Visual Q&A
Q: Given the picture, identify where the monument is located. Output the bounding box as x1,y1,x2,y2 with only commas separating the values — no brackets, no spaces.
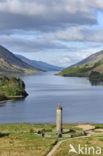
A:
56,104,62,135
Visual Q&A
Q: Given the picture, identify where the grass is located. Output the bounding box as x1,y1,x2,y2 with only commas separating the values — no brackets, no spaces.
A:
53,136,103,156
0,123,102,156
93,130,103,133
93,124,103,129
0,123,58,156
0,123,83,156
62,123,81,130
57,65,91,77
57,60,103,77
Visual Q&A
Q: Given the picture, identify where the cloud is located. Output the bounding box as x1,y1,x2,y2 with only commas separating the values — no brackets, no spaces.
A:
59,57,71,63
0,36,69,52
0,0,103,66
0,0,98,34
0,0,102,16
59,48,101,66
46,26,103,42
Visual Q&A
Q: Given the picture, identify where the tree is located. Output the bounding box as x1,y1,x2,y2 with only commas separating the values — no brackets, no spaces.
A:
89,71,103,81
18,78,25,89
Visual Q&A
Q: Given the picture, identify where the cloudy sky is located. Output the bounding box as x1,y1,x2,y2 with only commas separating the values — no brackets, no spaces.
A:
0,0,103,66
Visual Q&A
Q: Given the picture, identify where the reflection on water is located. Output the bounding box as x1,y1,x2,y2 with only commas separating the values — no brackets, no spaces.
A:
0,72,103,124
89,80,103,86
0,103,6,108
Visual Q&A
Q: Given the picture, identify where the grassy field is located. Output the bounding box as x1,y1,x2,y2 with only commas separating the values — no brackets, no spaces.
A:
53,135,103,156
0,123,58,156
0,123,83,156
0,123,102,156
53,124,103,156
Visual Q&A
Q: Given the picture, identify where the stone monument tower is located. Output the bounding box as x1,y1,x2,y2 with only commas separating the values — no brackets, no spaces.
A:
56,104,62,134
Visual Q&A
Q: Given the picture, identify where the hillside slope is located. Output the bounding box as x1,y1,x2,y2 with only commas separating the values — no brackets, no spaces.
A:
0,46,40,75
16,54,63,71
58,50,103,77
71,50,103,67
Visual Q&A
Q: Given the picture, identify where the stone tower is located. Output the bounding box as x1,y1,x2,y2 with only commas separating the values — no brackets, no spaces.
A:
56,104,62,134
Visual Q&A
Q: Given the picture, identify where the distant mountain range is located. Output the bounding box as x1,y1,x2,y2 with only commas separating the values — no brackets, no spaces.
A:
0,45,40,76
16,55,63,71
0,45,62,76
58,50,103,77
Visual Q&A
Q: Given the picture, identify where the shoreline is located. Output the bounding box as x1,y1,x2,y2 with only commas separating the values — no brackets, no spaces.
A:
0,95,26,104
0,99,14,104
0,122,102,125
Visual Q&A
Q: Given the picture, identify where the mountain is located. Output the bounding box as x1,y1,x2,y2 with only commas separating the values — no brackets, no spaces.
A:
57,50,103,77
0,45,40,76
71,50,103,67
16,54,63,71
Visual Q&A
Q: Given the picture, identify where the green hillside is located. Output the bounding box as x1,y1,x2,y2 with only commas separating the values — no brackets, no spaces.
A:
70,50,103,67
58,60,103,77
57,50,103,79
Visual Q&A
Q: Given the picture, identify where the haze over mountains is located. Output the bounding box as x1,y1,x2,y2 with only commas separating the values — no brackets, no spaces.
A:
2,44,103,77
58,50,103,77
16,55,63,71
0,45,62,76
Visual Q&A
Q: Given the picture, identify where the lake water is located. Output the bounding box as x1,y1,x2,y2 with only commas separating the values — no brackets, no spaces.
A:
0,71,103,124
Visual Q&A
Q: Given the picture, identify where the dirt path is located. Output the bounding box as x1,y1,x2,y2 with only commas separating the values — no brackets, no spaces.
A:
77,124,95,131
47,136,88,156
77,124,103,135
47,124,103,156
47,139,67,156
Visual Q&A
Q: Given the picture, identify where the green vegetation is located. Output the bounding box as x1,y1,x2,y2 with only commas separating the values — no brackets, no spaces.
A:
57,65,91,77
53,136,103,156
33,123,83,137
0,123,80,156
93,124,103,129
89,71,103,82
57,60,103,83
0,123,57,156
0,123,102,156
0,76,28,102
